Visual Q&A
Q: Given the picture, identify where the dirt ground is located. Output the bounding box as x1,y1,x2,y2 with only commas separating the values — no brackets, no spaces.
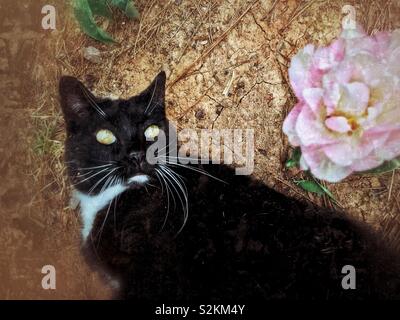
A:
1,0,399,299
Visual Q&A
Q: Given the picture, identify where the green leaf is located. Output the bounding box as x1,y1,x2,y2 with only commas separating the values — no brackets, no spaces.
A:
73,0,116,44
362,158,400,175
110,0,140,19
295,180,325,196
295,179,337,203
317,182,336,201
88,0,113,19
286,147,301,168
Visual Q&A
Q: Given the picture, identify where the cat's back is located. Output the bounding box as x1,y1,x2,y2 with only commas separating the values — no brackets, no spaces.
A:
86,163,400,300
169,164,400,299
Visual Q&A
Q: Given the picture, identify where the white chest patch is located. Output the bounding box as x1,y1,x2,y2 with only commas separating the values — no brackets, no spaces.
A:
128,175,149,184
72,174,150,240
74,184,127,240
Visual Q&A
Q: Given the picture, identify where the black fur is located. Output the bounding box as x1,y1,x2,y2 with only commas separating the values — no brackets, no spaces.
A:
59,72,400,300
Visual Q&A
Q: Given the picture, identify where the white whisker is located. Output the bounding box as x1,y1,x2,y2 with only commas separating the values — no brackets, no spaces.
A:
80,83,107,118
159,165,188,235
95,176,121,247
78,164,114,171
88,167,120,194
155,168,172,231
73,166,114,187
158,155,200,162
144,77,158,114
160,161,227,184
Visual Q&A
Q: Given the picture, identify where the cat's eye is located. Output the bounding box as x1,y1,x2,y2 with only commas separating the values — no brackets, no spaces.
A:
144,125,160,140
96,129,116,145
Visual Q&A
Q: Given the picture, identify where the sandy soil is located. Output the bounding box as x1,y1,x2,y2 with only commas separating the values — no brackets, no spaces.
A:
0,0,399,299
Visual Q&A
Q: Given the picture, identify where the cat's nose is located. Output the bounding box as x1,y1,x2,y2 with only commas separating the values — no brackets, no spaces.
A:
129,151,145,164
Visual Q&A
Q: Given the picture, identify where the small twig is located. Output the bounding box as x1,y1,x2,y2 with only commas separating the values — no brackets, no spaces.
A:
222,70,235,96
388,169,396,201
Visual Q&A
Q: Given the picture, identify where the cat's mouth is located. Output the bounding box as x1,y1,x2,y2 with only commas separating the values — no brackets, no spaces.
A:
127,174,150,189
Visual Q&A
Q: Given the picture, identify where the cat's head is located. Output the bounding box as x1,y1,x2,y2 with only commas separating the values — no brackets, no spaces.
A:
59,72,167,194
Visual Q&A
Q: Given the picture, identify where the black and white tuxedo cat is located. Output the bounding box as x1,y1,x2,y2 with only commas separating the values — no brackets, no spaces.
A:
59,72,400,300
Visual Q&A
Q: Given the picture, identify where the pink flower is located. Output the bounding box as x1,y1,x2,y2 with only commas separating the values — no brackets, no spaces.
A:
283,28,400,182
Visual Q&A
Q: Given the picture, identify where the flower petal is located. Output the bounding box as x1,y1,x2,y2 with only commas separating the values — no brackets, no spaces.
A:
289,44,315,100
285,27,400,183
388,47,400,76
302,147,353,182
283,103,303,146
323,82,341,114
303,88,324,115
295,104,334,146
378,129,400,160
325,116,351,133
323,143,354,166
313,40,345,71
313,47,332,71
355,129,390,159
351,154,384,172
338,82,370,116
341,25,366,40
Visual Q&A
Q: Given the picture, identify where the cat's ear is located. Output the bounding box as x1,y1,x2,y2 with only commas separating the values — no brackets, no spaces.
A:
59,76,94,123
136,71,166,113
